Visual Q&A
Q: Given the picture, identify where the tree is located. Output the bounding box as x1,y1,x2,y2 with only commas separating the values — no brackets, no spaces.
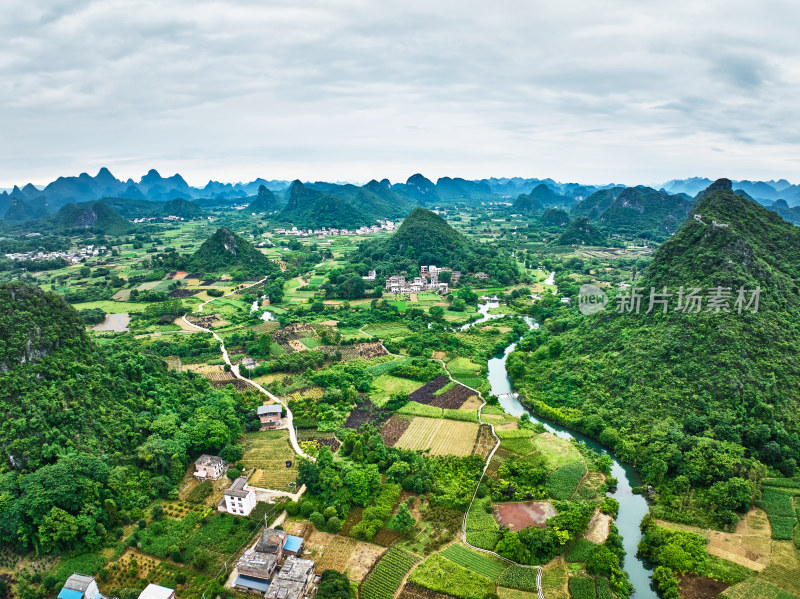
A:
309,511,325,529
388,503,415,534
708,477,751,513
326,517,342,534
317,570,350,599
586,546,618,577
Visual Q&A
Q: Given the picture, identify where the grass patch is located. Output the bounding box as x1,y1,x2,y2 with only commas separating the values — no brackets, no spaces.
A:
565,538,598,563
532,434,582,471
466,497,501,550
372,374,423,406
409,554,495,599
440,544,507,580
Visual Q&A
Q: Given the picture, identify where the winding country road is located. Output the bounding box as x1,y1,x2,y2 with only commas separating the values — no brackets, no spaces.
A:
180,277,312,461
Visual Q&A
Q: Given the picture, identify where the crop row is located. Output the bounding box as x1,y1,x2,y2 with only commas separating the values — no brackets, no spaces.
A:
409,375,451,404
498,564,539,592
440,544,507,580
360,547,420,599
546,461,587,500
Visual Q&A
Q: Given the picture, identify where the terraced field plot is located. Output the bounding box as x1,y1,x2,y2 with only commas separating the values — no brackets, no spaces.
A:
533,433,583,470
371,374,423,405
363,322,413,339
240,430,298,491
395,417,479,456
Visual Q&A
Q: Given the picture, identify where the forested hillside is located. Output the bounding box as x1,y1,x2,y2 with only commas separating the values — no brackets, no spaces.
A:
0,283,258,552
509,180,800,528
188,226,277,278
278,181,372,228
352,207,521,284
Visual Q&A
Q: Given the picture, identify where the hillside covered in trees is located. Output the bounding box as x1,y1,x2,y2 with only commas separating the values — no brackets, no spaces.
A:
188,227,277,279
351,207,522,285
0,283,258,552
508,180,800,528
571,186,693,240
277,181,373,229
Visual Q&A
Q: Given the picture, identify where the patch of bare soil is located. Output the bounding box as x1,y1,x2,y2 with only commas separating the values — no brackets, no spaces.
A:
678,574,730,599
584,508,612,544
494,501,557,530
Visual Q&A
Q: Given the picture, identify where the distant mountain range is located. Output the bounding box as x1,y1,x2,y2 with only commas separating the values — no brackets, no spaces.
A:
4,168,800,232
660,177,800,205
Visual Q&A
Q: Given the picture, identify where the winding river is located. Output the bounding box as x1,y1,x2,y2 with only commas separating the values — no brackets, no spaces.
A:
476,301,656,598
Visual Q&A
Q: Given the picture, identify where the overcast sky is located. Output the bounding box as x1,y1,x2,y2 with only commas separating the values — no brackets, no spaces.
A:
2,0,800,188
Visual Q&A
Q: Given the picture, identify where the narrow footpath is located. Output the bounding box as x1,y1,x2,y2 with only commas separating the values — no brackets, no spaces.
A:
180,277,311,460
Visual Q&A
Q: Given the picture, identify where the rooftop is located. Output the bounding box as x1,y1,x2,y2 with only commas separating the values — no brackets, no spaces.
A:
258,404,282,415
283,535,303,554
255,528,287,553
234,575,271,593
63,574,95,593
137,584,174,599
225,476,251,498
195,454,224,466
236,549,279,579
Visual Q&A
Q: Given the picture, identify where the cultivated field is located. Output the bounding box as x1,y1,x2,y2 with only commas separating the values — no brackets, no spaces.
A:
394,417,479,456
239,430,299,491
655,508,772,571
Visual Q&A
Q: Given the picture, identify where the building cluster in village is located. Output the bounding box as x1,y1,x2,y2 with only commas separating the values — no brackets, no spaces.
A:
4,244,107,264
383,264,470,294
235,528,314,599
58,405,313,599
131,215,187,223
274,220,396,237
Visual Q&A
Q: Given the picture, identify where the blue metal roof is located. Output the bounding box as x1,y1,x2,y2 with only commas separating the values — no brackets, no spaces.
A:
234,575,271,592
284,535,303,553
58,589,84,599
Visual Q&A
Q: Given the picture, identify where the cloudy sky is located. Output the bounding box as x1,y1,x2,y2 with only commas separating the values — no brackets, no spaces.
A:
2,0,799,188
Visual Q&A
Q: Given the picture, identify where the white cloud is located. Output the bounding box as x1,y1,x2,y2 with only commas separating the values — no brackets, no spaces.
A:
1,0,799,187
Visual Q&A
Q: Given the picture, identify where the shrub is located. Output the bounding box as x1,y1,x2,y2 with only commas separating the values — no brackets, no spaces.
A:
310,511,326,529
324,506,338,519
301,500,318,517
138,520,147,529
326,517,343,534
285,500,300,516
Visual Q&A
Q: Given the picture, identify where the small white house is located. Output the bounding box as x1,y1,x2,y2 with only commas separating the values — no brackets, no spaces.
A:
58,574,99,599
194,454,226,481
224,476,257,516
138,584,174,599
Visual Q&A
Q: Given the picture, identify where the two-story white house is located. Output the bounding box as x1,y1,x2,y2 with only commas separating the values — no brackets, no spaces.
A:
224,476,257,516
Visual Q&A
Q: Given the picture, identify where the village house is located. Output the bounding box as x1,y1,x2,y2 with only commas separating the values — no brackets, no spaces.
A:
223,476,257,516
263,556,316,599
58,574,100,599
235,529,287,593
258,404,282,430
384,275,448,295
193,454,226,481
138,585,174,599
362,269,376,281
476,272,490,280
